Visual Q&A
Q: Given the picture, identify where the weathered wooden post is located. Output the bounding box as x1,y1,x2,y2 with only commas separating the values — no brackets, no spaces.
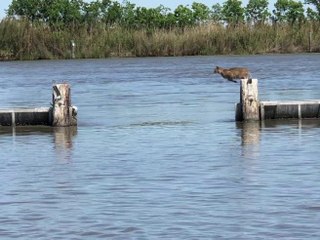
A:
52,84,77,127
309,31,312,53
237,79,260,121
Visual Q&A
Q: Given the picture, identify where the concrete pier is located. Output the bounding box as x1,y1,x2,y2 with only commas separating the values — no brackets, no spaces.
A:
236,79,320,121
0,107,50,126
260,100,320,120
0,84,77,127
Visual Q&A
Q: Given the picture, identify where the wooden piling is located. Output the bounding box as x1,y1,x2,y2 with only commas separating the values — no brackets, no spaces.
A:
71,40,76,59
238,79,260,121
52,84,77,127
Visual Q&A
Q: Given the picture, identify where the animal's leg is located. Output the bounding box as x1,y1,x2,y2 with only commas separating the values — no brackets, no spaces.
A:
228,78,237,83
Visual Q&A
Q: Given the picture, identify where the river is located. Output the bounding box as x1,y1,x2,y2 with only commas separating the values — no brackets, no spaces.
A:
0,54,320,239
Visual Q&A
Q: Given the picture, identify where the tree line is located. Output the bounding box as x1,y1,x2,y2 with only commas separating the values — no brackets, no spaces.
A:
6,0,320,29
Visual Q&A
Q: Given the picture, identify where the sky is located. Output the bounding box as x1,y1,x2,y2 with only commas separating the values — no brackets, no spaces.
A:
0,0,278,19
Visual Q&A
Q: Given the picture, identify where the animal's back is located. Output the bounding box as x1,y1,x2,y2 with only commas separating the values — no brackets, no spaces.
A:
213,66,251,82
229,67,250,79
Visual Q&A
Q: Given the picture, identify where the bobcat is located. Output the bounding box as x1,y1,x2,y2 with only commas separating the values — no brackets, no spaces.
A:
214,66,251,83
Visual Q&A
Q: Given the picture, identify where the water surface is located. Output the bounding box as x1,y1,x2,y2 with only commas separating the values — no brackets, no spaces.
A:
1,54,320,239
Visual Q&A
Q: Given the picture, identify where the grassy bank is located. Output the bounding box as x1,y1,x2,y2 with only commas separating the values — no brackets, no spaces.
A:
0,19,319,60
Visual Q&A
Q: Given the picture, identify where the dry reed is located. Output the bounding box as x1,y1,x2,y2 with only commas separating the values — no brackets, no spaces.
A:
0,18,319,60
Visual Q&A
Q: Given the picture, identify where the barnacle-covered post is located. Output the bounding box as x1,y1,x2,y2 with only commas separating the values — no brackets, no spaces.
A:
52,84,77,127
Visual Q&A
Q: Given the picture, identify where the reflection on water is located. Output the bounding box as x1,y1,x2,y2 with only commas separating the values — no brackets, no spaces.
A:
238,119,320,159
0,126,77,161
237,121,261,159
237,121,261,146
238,119,320,144
261,118,320,129
53,127,77,162
52,127,77,149
0,126,54,136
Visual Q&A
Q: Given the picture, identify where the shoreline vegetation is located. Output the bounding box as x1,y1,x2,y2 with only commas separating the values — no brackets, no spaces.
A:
0,0,320,61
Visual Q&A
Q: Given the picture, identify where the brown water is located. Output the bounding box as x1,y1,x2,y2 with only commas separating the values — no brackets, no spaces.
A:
0,54,320,239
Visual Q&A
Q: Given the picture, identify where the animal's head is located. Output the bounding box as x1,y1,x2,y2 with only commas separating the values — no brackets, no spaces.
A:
213,66,222,74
